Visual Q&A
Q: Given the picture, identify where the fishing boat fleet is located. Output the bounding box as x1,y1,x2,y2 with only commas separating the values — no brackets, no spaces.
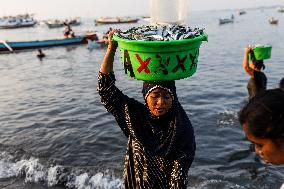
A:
0,14,143,53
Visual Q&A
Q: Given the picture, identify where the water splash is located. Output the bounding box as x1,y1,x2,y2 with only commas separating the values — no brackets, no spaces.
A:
0,151,122,188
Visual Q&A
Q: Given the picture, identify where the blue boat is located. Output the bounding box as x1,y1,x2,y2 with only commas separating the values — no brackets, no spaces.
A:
0,36,86,53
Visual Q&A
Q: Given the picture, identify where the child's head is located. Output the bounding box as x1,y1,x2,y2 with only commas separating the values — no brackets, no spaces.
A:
239,89,284,165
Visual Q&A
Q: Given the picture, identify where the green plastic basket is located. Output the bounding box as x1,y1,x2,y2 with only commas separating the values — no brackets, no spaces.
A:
252,45,272,60
113,33,208,81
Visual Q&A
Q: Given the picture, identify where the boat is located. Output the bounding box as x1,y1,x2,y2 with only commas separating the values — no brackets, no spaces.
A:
238,10,246,15
277,7,284,13
45,19,64,28
219,18,234,25
0,37,84,52
269,17,278,25
95,17,139,25
0,14,37,29
0,32,105,53
67,18,81,26
45,18,81,28
141,16,150,22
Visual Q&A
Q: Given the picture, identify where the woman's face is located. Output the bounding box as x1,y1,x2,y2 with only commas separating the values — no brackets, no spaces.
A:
243,123,284,165
146,88,173,117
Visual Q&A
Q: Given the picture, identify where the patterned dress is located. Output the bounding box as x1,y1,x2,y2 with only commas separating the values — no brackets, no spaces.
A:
97,72,195,189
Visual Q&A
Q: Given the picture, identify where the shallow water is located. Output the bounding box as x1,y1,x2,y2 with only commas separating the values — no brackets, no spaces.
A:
0,8,284,189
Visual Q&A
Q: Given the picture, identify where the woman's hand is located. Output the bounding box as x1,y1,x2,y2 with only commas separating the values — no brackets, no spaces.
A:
100,29,120,74
245,46,252,55
107,29,119,51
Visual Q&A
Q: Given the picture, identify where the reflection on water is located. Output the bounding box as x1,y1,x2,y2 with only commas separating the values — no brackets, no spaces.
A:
0,8,284,189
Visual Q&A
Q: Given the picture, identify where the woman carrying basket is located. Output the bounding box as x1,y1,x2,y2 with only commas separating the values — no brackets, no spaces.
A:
97,30,196,188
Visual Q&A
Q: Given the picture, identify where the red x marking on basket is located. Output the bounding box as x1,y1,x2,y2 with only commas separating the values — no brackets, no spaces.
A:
136,54,151,74
172,55,187,73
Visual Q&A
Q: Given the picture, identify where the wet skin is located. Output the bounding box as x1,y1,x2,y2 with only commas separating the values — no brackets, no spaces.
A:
146,88,173,117
242,123,284,165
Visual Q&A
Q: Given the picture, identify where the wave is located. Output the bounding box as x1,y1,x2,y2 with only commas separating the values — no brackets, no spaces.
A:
0,151,122,189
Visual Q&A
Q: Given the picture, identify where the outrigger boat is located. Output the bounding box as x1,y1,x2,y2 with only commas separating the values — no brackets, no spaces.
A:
0,33,103,53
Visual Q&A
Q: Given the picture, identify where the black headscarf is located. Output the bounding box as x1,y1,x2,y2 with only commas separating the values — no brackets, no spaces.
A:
131,81,196,160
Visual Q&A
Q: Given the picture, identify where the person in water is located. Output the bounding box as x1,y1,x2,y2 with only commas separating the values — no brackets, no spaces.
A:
239,88,284,165
243,47,267,98
97,30,196,188
63,24,75,38
37,49,45,60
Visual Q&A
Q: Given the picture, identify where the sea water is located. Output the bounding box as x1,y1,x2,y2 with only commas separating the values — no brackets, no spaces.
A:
0,8,284,189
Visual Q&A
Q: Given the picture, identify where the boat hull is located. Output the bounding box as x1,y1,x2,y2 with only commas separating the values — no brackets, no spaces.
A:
95,19,139,25
0,37,85,52
0,22,36,29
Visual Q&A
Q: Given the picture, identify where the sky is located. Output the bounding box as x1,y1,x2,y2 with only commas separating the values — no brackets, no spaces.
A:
0,0,283,19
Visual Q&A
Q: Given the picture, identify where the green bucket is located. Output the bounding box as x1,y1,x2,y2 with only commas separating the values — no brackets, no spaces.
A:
252,45,272,61
113,33,208,81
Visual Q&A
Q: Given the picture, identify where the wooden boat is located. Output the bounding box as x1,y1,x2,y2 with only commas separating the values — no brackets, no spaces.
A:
45,18,81,28
269,17,278,25
0,32,106,53
0,37,85,53
95,17,139,25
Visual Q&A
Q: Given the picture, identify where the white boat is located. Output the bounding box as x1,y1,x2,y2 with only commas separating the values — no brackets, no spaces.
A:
0,14,36,29
95,17,139,25
45,19,64,28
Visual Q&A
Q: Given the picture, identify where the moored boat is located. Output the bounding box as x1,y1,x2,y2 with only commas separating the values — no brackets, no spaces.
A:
95,17,139,25
0,14,37,29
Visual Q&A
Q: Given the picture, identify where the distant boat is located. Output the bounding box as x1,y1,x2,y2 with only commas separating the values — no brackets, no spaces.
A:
45,19,64,28
141,16,150,22
277,7,284,13
95,17,139,25
269,17,278,25
219,18,234,25
0,14,37,29
45,18,81,28
238,10,246,15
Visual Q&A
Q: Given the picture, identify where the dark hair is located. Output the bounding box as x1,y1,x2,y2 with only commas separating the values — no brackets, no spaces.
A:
280,78,284,89
250,51,265,70
239,89,284,141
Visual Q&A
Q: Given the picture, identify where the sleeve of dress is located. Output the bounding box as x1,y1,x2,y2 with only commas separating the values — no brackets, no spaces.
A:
97,72,130,136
